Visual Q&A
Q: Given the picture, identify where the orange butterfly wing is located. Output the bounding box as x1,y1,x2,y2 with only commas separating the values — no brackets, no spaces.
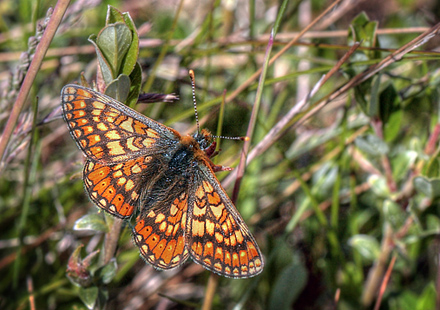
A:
187,164,264,278
61,84,180,164
61,85,179,218
83,156,155,218
132,190,190,269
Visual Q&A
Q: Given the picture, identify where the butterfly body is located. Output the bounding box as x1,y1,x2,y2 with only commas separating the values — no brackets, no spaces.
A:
61,84,263,278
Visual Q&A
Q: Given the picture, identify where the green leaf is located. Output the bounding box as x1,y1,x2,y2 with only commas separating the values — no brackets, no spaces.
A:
348,12,378,49
413,176,440,200
424,157,440,178
426,215,440,235
379,83,399,122
368,175,390,198
416,283,436,310
89,34,114,85
392,150,417,182
79,286,99,310
383,199,405,229
396,291,418,310
383,109,402,142
74,214,108,233
106,5,125,24
268,263,308,310
126,62,143,107
368,74,381,117
121,12,139,76
346,12,379,113
96,258,118,284
353,78,372,114
105,74,131,102
96,23,132,78
349,235,380,262
355,134,389,156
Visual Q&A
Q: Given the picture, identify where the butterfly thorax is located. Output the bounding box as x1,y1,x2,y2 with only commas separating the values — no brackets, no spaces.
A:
176,129,216,173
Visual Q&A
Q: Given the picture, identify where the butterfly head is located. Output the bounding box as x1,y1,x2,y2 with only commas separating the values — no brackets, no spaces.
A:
193,128,214,150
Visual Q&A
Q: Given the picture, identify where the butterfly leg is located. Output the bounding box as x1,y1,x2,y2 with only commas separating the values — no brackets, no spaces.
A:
211,164,233,172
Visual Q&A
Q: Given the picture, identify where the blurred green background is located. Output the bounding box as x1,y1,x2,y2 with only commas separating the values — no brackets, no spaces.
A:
2,0,440,309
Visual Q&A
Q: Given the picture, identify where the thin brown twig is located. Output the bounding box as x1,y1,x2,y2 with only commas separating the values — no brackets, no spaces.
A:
334,288,341,310
201,274,220,310
103,218,123,265
27,276,35,310
424,123,440,155
362,224,394,306
373,254,397,310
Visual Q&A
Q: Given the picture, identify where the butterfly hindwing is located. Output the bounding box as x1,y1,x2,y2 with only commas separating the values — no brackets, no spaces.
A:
132,189,190,270
83,155,160,219
186,165,264,278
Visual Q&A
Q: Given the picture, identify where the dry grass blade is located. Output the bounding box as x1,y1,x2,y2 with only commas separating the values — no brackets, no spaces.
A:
0,1,70,171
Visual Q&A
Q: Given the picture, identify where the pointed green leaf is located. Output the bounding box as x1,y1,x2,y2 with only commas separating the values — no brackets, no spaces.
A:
379,83,399,122
106,5,125,24
425,157,440,178
368,175,390,198
383,108,402,142
74,214,108,233
368,74,381,117
126,62,142,107
79,286,99,310
348,12,378,49
416,283,436,310
95,258,118,284
383,199,405,229
392,150,417,181
105,74,131,103
120,12,139,76
96,23,132,78
355,134,389,156
349,235,380,262
89,34,114,84
413,176,440,200
414,176,433,198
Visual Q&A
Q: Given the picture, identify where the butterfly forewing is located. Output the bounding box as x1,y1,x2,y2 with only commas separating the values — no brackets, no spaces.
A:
187,166,264,278
61,85,179,164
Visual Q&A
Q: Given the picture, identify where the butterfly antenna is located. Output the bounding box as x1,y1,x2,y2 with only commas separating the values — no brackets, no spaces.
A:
189,70,200,133
212,135,250,141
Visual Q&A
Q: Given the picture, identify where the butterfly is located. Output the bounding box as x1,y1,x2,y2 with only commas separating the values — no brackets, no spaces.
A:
60,83,264,278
